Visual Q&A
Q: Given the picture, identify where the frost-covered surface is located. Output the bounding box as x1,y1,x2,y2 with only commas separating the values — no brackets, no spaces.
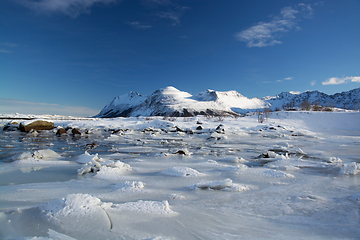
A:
0,111,359,239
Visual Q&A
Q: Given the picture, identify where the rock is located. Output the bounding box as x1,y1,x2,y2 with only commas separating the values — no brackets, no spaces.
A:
3,121,19,131
56,128,67,136
174,150,187,155
215,124,225,133
175,126,185,132
72,128,81,136
85,143,98,150
19,120,54,132
196,126,203,130
112,129,122,134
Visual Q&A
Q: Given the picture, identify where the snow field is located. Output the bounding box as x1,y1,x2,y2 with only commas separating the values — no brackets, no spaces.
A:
0,111,359,239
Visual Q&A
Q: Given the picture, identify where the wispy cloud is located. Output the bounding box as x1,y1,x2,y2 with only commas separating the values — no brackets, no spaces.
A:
16,0,121,18
127,21,152,29
0,98,99,117
0,42,18,53
142,0,172,6
264,77,293,84
0,49,12,54
311,80,316,86
156,5,189,26
235,3,313,47
322,76,360,85
1,42,18,48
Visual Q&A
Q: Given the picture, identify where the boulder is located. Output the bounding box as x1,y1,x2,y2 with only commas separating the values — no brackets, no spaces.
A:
56,128,67,136
19,120,54,132
72,128,81,136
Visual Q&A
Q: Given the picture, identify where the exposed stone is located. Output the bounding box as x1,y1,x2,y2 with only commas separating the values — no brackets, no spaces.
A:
174,150,186,155
19,120,54,132
72,128,81,136
196,126,203,130
56,128,67,136
85,142,98,150
215,124,225,133
3,122,19,131
112,129,122,134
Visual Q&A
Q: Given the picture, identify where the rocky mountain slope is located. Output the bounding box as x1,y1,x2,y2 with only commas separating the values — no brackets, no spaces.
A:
95,87,360,118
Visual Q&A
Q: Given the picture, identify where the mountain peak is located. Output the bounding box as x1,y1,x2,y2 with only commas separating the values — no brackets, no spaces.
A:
95,87,360,117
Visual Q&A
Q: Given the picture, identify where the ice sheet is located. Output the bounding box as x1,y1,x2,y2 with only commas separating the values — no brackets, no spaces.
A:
0,112,359,239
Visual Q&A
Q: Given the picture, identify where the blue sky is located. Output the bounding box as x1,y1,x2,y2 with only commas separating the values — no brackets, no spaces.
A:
1,0,359,117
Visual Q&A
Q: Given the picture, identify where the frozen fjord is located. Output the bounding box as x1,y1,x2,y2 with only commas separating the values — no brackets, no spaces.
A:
0,111,359,239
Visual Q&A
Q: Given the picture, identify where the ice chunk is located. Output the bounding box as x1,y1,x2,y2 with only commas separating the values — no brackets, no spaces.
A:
168,193,186,200
339,162,360,175
39,194,112,231
160,166,204,177
260,169,295,179
94,164,132,181
113,181,145,192
108,200,177,216
219,164,248,172
48,229,77,240
15,149,61,161
76,151,104,164
327,157,343,163
78,154,131,176
189,178,252,192
218,156,248,163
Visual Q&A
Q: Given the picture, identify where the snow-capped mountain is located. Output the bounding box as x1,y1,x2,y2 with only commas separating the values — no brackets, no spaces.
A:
95,87,360,117
265,88,360,110
95,92,147,118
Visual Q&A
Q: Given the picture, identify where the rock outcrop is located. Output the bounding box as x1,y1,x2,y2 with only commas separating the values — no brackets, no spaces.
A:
19,120,55,132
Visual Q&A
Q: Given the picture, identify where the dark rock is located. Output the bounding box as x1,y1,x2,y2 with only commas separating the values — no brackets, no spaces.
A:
3,122,19,131
85,142,98,150
112,129,122,134
196,126,203,130
72,128,81,136
215,124,225,133
174,150,186,155
56,128,67,136
196,121,202,125
19,120,54,132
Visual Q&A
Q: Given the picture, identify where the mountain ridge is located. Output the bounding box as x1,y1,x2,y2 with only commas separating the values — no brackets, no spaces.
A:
95,87,360,118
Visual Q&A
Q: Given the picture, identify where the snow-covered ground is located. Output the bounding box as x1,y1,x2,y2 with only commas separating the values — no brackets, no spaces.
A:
0,111,359,239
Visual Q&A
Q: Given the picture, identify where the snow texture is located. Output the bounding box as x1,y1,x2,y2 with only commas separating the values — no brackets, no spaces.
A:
1,111,359,240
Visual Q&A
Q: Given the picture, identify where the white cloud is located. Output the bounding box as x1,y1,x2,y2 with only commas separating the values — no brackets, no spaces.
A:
127,21,152,29
155,5,189,26
0,98,98,117
235,3,314,47
274,77,293,83
311,80,316,86
17,0,120,18
322,76,360,85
